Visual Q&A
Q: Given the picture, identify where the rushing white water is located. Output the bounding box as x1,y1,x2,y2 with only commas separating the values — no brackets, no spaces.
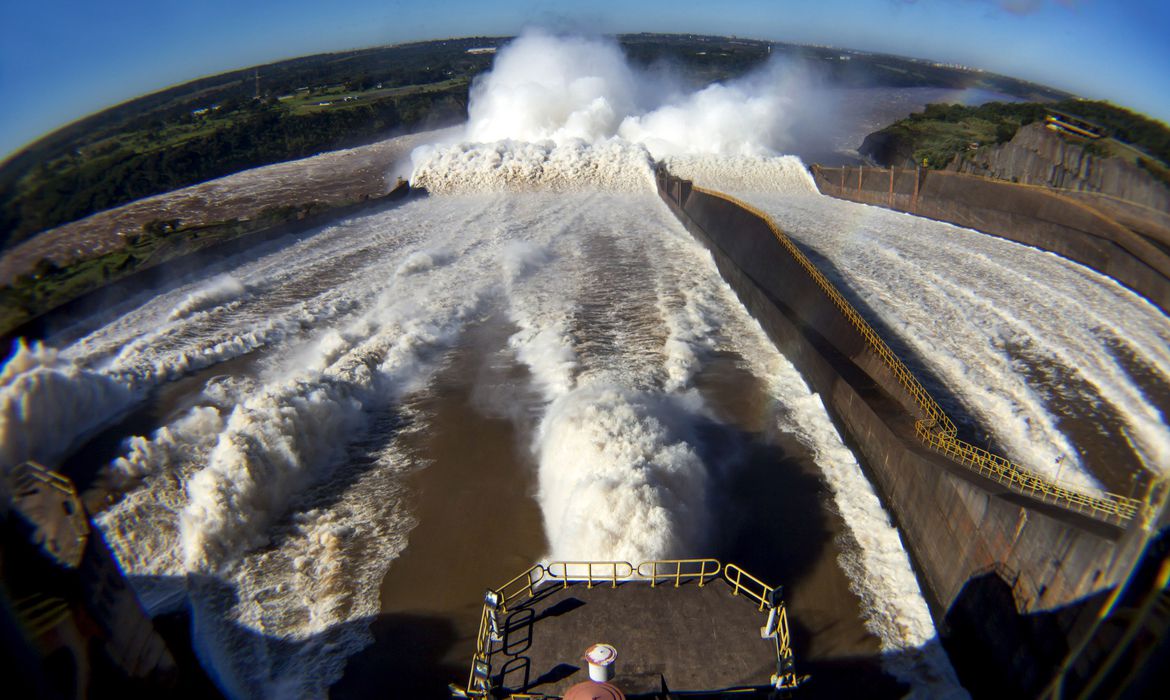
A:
735,188,1170,488
411,138,656,194
0,338,135,470
663,154,819,194
0,178,952,698
0,31,982,700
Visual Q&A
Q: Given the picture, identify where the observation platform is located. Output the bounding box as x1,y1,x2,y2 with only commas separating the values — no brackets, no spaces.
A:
457,560,800,699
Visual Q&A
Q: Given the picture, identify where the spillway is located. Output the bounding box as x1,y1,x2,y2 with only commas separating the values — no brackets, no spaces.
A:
665,158,1170,497
7,29,1167,698
6,144,1167,698
1,171,969,698
738,190,1170,494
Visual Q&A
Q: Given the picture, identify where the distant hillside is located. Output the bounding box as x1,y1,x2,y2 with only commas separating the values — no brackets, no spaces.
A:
859,100,1170,175
0,37,506,249
0,33,1071,249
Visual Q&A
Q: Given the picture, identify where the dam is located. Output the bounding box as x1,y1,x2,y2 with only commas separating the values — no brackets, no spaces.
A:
4,32,1169,700
4,149,1167,699
653,164,1169,698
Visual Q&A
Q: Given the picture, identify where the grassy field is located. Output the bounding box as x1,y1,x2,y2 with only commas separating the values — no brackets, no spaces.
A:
281,77,472,116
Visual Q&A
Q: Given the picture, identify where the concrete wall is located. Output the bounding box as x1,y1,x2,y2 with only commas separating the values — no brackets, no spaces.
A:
951,122,1170,213
811,165,1170,316
655,169,1150,696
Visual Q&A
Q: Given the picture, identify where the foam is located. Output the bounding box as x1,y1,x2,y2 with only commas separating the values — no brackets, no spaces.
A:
180,284,481,573
662,154,818,194
0,338,135,471
410,138,656,194
394,250,439,277
167,274,248,321
180,373,369,572
535,384,709,562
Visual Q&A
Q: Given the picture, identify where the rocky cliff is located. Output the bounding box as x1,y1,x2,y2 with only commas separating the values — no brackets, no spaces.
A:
949,122,1170,211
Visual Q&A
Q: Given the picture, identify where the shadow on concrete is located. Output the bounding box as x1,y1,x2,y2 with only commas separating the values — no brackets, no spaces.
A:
943,530,1169,700
114,573,466,700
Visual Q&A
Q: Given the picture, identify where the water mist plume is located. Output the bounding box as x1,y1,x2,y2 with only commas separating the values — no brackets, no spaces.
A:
410,30,831,193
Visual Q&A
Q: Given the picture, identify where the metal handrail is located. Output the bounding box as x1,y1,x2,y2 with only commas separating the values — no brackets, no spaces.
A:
691,185,1142,524
497,564,546,612
636,558,722,588
465,604,493,696
546,561,634,589
723,563,775,612
460,559,800,698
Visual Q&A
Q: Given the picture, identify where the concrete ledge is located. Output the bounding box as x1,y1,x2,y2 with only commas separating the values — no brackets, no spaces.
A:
655,168,1149,696
811,165,1170,315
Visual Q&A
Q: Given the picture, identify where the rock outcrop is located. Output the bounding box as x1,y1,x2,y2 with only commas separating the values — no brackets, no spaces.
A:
950,122,1170,211
858,129,917,169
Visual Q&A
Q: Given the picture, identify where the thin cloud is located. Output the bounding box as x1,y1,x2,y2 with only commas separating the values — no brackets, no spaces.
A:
890,0,1082,15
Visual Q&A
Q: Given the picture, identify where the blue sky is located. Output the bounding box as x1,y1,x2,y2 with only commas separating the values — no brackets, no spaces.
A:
1,0,1167,160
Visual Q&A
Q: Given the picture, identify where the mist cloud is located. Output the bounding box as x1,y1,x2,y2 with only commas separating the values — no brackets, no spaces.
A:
460,29,828,159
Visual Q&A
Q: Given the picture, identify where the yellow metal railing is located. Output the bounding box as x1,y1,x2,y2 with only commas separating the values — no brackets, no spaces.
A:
459,559,800,697
497,564,545,613
721,563,800,689
464,565,545,696
546,561,634,589
691,185,1142,524
636,558,722,587
466,603,494,696
723,563,776,611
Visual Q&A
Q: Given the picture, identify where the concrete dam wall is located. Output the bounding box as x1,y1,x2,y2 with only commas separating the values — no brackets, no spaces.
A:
654,169,1159,696
809,165,1170,316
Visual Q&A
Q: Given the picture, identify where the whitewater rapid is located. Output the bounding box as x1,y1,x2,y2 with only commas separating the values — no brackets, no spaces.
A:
711,187,1170,493
9,26,1165,700
0,149,962,698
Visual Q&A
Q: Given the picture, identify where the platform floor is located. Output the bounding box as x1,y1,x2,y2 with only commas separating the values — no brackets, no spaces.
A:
489,578,779,697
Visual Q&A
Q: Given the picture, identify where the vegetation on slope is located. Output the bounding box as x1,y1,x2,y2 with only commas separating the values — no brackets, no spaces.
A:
861,100,1170,172
0,38,501,248
0,198,386,337
1,34,1073,250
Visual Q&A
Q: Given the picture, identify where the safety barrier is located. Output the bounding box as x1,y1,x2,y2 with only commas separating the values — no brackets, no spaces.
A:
689,185,1143,525
546,561,635,589
466,602,494,696
458,559,799,698
497,564,545,612
723,563,777,612
636,558,722,587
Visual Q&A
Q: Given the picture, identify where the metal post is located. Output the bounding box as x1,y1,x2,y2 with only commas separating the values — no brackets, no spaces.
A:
912,166,920,213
